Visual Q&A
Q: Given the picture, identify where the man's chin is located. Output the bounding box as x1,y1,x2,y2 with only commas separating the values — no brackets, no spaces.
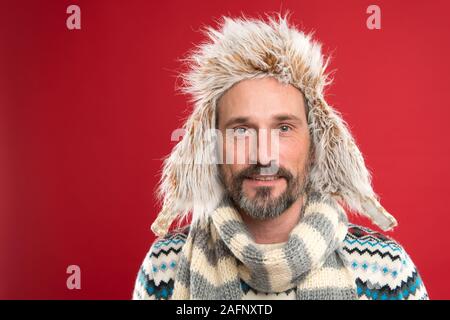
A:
243,187,285,198
239,202,285,221
242,196,281,210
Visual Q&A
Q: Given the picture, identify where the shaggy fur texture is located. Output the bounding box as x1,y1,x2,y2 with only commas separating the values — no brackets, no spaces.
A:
151,13,397,237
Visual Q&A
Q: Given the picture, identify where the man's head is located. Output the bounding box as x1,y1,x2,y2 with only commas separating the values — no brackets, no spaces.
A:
217,77,312,220
150,13,397,237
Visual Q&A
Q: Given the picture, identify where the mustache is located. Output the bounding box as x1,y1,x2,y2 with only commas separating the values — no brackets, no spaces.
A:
234,164,294,181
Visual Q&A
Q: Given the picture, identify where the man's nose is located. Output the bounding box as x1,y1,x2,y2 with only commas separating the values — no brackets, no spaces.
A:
256,129,279,169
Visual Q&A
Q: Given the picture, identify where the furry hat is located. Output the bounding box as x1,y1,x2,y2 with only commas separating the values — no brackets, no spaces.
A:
151,13,397,237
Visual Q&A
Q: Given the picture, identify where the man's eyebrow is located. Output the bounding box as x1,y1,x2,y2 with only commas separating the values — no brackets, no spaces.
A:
224,116,250,128
273,113,303,123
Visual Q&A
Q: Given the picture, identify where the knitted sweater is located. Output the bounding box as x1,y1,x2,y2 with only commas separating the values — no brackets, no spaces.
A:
132,224,428,300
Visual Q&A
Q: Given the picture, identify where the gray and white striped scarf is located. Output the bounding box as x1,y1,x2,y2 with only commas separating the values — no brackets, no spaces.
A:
172,192,357,300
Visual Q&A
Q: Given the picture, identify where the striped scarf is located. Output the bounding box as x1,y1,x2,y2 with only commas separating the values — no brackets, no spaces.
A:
172,192,357,300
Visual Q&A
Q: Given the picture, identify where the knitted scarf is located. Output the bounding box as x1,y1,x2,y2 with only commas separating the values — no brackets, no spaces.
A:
172,192,357,300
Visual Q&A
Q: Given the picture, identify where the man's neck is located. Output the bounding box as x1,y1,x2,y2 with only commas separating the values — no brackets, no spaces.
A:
239,195,305,244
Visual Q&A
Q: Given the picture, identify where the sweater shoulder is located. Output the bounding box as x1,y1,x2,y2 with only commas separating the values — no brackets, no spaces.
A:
341,223,428,300
132,226,189,300
344,223,401,251
152,225,190,250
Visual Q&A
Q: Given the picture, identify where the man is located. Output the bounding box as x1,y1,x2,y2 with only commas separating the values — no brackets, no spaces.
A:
133,13,428,300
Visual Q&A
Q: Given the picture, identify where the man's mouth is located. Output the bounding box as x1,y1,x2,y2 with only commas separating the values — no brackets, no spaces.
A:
246,175,281,181
241,173,287,189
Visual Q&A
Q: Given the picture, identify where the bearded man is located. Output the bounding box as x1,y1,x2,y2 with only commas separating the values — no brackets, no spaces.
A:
132,13,428,300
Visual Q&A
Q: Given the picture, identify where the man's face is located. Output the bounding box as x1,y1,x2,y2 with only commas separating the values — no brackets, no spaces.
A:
217,77,312,220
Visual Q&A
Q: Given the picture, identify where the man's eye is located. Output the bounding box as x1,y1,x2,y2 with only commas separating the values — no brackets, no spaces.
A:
279,125,291,133
234,127,248,135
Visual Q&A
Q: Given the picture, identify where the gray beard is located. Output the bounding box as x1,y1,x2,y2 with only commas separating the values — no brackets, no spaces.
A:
227,174,308,220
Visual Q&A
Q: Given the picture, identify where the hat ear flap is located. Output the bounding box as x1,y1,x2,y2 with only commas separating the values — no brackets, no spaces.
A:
307,97,397,231
151,106,224,237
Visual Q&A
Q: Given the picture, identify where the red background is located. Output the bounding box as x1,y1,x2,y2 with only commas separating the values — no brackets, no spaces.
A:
1,0,449,299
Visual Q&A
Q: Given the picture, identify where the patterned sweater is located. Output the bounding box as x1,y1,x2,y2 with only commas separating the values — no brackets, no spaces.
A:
132,224,428,300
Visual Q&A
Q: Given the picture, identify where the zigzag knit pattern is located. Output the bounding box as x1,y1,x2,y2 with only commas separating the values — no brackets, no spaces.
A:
341,225,428,300
132,224,428,300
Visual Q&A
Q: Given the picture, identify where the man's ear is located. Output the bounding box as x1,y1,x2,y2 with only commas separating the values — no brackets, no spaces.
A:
311,141,315,160
307,132,316,166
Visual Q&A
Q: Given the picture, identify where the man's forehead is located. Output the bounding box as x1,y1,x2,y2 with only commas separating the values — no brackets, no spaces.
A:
217,78,306,120
219,78,303,104
218,98,307,127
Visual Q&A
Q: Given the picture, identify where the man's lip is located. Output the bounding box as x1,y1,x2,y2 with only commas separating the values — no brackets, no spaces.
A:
245,175,282,180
